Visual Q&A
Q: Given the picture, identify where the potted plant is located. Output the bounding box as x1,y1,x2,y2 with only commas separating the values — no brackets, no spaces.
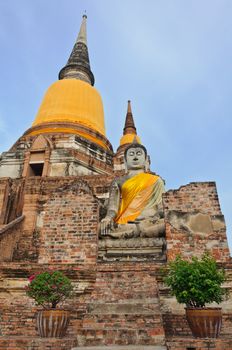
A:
25,271,74,337
164,253,227,338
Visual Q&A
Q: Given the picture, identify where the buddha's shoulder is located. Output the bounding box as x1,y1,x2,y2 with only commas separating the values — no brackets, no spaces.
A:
112,175,130,188
149,172,165,186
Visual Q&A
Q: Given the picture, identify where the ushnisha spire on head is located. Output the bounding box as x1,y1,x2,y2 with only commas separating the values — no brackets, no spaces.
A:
59,14,95,85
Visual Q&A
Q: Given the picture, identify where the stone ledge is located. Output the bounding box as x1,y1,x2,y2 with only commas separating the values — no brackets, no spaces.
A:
166,336,232,350
0,336,77,350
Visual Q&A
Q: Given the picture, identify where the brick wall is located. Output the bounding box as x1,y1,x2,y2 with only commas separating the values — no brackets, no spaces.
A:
163,182,230,262
163,182,222,215
0,176,113,262
38,180,99,265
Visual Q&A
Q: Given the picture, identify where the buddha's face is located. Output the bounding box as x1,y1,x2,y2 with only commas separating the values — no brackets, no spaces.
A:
126,147,146,170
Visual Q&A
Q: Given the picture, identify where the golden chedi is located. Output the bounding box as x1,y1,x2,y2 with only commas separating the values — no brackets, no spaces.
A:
26,15,110,151
31,79,106,144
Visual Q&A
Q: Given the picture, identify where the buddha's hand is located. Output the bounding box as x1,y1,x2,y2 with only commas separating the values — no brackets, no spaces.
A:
100,216,114,236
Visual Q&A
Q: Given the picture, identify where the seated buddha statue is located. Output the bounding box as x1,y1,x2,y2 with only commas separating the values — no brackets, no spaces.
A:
100,143,165,238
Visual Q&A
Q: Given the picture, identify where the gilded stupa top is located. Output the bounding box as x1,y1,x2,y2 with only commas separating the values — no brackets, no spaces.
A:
28,15,109,150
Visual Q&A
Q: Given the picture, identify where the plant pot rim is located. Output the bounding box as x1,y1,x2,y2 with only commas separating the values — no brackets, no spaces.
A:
38,308,70,312
185,306,222,310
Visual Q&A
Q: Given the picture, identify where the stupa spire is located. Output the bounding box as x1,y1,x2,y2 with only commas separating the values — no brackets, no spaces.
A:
117,100,141,151
123,100,137,135
59,15,95,85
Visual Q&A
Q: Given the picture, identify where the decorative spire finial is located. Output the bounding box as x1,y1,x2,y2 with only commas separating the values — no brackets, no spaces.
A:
59,15,94,85
76,14,87,45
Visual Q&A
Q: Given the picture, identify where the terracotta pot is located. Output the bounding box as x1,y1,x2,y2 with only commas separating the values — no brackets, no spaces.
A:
185,307,222,338
36,309,70,338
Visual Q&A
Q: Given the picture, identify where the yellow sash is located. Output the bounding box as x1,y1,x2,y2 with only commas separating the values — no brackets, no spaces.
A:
115,173,159,224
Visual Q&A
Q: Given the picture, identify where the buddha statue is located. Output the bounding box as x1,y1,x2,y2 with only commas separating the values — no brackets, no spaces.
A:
100,143,165,238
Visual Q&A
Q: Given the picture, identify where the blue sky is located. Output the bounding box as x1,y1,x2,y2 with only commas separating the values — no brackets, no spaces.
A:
0,1,231,253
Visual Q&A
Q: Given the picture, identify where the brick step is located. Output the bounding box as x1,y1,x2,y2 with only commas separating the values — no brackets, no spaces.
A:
76,328,165,347
82,314,164,330
89,294,160,302
0,336,77,350
87,302,161,315
166,336,232,350
73,346,167,350
77,266,166,347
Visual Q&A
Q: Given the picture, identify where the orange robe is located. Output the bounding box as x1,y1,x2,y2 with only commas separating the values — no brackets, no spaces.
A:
115,173,161,224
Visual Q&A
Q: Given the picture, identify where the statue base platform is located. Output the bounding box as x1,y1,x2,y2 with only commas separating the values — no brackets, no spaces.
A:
98,237,166,262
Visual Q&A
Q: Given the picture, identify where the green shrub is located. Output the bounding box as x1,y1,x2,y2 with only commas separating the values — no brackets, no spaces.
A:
25,271,73,309
165,253,227,308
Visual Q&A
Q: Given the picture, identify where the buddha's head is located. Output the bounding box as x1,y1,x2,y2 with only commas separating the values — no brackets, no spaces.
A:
124,143,148,171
